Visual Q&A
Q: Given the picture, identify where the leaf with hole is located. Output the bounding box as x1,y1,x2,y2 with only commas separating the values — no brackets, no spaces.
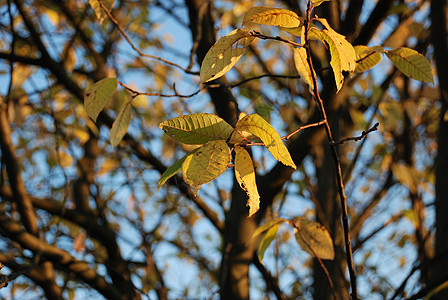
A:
291,218,335,260
110,101,131,147
354,45,383,73
234,146,260,217
84,78,118,122
385,47,433,83
235,114,296,169
311,19,356,92
242,7,301,28
182,140,230,194
200,29,254,82
159,113,234,144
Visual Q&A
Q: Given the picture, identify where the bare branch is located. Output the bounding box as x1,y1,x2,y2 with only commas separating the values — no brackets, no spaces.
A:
97,0,199,75
118,80,202,98
250,30,303,48
330,122,379,146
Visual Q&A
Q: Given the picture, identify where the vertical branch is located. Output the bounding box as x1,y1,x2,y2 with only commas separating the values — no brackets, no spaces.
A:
303,1,358,299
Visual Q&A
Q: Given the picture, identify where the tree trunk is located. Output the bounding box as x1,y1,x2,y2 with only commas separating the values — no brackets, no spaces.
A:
431,0,448,298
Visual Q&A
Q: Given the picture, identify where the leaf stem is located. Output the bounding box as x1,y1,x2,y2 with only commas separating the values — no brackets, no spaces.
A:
303,1,359,299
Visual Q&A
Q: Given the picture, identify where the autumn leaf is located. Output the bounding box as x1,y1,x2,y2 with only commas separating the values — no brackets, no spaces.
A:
250,218,287,261
234,146,260,217
200,29,255,82
290,218,335,260
234,114,296,169
88,0,115,24
84,78,118,122
159,113,234,144
311,18,356,92
182,140,231,194
385,47,434,83
110,101,131,147
354,45,383,73
294,47,315,90
158,148,199,190
243,7,301,28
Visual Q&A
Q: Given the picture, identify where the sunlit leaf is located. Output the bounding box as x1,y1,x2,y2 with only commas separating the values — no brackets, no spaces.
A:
84,78,118,122
251,218,287,240
110,101,131,147
158,148,199,190
235,114,296,169
88,0,114,24
258,223,280,261
234,146,260,217
291,218,335,260
385,47,434,83
159,113,234,144
294,47,315,89
182,140,230,194
354,45,383,73
242,7,301,28
311,18,356,92
312,0,332,7
200,29,255,82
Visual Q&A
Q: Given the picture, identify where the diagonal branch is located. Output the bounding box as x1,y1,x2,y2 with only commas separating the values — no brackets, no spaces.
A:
0,98,38,236
0,213,124,300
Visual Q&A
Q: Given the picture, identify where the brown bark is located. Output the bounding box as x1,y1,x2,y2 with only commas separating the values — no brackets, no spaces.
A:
431,0,448,298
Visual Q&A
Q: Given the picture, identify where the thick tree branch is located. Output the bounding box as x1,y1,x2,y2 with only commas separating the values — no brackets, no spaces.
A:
0,213,124,300
0,99,37,235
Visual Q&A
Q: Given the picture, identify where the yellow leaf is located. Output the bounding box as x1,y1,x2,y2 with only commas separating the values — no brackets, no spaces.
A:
234,146,260,217
159,113,234,144
385,47,434,83
235,114,296,169
110,101,131,147
258,223,280,261
251,218,287,240
311,18,356,92
182,140,230,194
242,7,301,28
354,45,383,73
293,47,315,90
312,0,332,7
88,0,115,24
292,218,335,260
158,148,199,190
200,29,254,82
84,78,118,122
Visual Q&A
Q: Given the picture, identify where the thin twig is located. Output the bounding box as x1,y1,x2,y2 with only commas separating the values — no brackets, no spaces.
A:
282,120,326,140
97,0,199,75
330,123,379,146
303,1,359,298
242,120,326,147
250,30,303,48
117,80,202,98
231,74,301,88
